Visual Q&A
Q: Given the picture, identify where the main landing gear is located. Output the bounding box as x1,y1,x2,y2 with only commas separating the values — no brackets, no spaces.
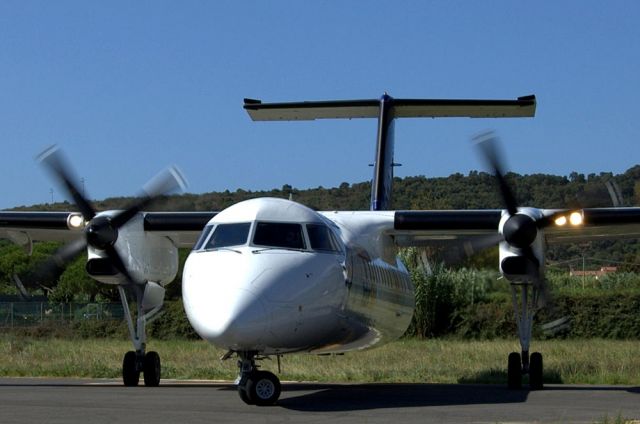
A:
508,281,544,390
122,350,161,387
236,352,281,406
118,284,164,387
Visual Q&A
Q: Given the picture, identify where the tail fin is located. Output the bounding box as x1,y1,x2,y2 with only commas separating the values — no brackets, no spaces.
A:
244,94,536,210
371,94,396,210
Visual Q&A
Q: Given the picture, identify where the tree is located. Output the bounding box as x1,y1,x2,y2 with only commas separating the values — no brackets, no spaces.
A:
50,255,118,303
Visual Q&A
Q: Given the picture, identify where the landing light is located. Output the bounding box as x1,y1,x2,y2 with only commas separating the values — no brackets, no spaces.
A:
67,213,85,230
554,216,567,226
569,211,583,226
554,212,584,227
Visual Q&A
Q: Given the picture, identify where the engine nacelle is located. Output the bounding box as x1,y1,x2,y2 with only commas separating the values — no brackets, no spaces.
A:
498,208,546,282
86,211,179,286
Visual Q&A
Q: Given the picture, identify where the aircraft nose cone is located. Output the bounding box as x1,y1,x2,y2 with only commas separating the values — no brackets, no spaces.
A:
188,287,269,349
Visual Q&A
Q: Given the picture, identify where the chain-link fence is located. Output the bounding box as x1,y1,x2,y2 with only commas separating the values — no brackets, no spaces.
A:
0,302,124,327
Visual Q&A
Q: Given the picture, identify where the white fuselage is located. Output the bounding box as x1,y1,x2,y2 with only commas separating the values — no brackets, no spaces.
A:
182,198,414,355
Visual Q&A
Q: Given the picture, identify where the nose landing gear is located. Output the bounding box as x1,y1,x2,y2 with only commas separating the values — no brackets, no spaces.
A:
236,352,281,406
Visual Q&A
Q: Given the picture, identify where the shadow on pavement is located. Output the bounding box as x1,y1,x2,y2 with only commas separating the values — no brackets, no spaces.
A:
278,383,529,411
278,382,640,412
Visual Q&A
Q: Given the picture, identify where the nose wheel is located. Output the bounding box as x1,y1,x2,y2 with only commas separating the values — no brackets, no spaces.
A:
238,371,281,406
236,352,281,406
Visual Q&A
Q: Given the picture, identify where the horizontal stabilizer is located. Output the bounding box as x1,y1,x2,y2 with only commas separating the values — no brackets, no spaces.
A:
243,95,536,121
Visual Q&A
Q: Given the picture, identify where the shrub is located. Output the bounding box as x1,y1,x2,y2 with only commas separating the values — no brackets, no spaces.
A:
148,300,199,340
452,291,640,339
401,248,499,338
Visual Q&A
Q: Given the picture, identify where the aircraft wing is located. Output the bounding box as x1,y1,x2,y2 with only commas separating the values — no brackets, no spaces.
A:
4,206,640,253
325,206,640,252
0,211,216,252
391,210,502,247
540,207,640,243
390,207,640,246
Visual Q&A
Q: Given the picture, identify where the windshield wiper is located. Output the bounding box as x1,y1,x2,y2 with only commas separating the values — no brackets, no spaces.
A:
205,247,242,254
252,247,307,254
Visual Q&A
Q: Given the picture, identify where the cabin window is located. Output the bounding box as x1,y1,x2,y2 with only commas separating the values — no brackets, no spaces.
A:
307,224,341,252
193,225,214,250
203,222,251,249
253,222,305,249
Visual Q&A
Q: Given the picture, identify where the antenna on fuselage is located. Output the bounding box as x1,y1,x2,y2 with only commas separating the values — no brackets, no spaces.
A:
243,94,536,211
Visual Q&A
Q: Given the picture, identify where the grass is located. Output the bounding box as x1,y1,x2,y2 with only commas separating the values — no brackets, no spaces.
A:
1,336,639,386
597,415,640,424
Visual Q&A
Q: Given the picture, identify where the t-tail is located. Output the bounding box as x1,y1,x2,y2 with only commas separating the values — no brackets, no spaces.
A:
244,93,536,211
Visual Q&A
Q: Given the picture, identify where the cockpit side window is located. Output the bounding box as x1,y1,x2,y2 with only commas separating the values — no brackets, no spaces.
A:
253,222,305,249
203,222,251,249
307,223,341,252
193,224,214,250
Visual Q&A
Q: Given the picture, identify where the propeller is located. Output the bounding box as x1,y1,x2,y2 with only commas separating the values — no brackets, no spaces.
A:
472,132,562,307
17,146,186,290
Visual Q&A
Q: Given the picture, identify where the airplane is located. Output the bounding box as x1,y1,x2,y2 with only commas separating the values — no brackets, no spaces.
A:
1,93,640,406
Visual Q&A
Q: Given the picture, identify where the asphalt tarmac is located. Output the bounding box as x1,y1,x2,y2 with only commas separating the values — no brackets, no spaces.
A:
1,378,639,423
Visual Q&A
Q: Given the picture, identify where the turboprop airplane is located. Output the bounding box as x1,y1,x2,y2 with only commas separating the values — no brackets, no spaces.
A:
2,93,640,406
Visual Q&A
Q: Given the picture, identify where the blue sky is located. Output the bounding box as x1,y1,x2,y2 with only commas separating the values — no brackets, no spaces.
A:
1,1,639,209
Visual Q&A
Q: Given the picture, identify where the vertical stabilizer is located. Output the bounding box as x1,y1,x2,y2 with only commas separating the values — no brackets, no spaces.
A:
371,94,396,211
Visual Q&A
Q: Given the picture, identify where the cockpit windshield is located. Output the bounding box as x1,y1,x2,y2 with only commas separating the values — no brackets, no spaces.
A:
196,221,342,253
203,222,251,249
193,224,214,250
306,223,341,252
253,222,305,250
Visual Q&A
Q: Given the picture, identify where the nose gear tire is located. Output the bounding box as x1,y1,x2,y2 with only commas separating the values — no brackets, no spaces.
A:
243,371,281,406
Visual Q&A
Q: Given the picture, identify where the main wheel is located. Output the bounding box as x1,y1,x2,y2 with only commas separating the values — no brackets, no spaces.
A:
529,352,543,390
246,371,281,406
143,351,161,387
507,352,522,389
123,351,140,387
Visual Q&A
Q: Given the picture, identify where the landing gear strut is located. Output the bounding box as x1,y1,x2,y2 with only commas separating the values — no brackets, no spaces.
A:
118,285,163,387
236,352,281,406
508,281,544,390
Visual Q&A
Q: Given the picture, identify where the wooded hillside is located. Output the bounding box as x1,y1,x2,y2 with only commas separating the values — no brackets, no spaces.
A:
2,166,639,302
10,165,640,212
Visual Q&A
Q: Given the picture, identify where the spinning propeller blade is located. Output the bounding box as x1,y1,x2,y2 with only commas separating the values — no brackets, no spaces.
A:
473,132,518,216
472,132,554,306
38,146,96,221
20,146,186,291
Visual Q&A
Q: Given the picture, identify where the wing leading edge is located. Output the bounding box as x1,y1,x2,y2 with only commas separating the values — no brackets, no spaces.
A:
389,207,640,247
0,211,216,250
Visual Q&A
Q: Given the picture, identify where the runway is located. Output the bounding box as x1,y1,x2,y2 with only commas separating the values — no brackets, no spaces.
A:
0,378,639,423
